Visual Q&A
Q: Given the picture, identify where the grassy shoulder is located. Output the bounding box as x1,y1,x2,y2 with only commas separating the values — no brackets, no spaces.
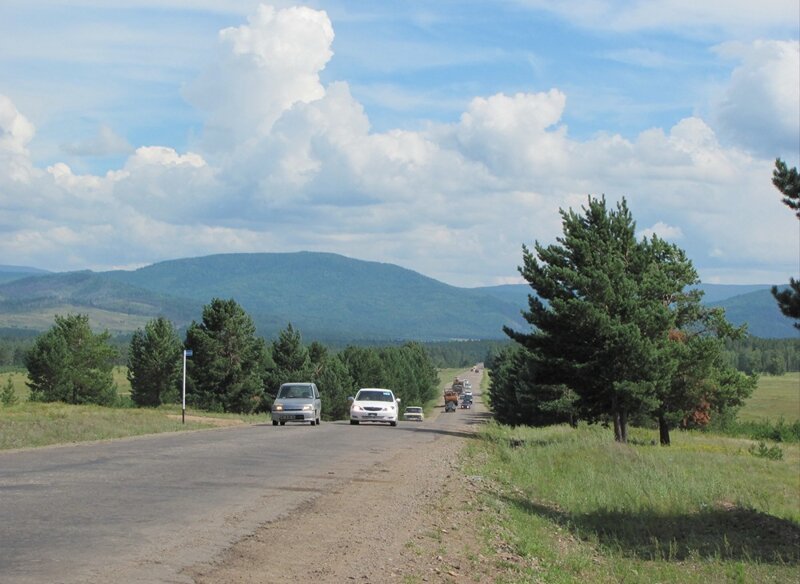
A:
461,422,800,584
0,402,265,451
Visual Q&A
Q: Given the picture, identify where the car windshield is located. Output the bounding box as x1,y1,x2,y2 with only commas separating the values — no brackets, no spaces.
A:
356,390,394,402
406,407,422,413
278,385,313,399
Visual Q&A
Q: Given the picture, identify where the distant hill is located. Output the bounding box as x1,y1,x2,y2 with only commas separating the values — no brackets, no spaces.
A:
0,253,795,340
473,283,798,339
0,265,51,285
709,288,798,338
0,253,524,340
102,252,523,340
0,271,201,334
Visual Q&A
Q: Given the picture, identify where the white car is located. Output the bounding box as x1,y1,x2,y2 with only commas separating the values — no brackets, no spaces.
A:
403,406,424,422
349,388,400,426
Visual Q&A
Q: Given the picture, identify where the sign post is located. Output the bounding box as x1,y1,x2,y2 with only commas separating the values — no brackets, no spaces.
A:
182,349,193,424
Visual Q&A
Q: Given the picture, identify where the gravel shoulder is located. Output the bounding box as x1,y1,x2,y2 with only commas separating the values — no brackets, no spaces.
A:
185,371,497,583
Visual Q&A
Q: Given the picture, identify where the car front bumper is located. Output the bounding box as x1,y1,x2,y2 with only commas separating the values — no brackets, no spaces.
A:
350,411,398,423
272,411,315,422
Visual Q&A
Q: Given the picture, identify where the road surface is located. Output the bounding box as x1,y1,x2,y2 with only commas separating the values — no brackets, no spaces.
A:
0,369,487,583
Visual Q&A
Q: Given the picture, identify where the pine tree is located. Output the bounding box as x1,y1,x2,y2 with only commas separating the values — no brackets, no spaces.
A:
24,314,118,406
1,376,18,406
127,317,183,407
184,299,269,413
771,159,800,328
506,196,754,443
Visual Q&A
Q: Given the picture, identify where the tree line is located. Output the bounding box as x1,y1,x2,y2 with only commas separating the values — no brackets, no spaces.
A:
21,300,439,420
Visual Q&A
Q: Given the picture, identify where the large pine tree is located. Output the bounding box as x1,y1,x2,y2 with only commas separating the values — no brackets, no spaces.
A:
505,196,753,443
184,298,269,413
127,316,183,407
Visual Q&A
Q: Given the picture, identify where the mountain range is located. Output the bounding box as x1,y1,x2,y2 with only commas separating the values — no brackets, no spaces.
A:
0,253,796,340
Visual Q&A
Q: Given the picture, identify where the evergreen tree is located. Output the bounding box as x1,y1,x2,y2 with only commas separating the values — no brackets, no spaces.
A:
265,324,313,402
1,376,18,406
506,197,663,441
25,314,118,406
340,345,385,388
127,317,183,407
184,299,269,413
771,159,800,328
506,196,754,443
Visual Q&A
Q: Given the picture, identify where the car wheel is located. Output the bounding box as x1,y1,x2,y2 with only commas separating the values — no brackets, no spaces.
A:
390,421,397,427
272,420,278,426
350,420,359,425
316,417,321,425
280,421,286,426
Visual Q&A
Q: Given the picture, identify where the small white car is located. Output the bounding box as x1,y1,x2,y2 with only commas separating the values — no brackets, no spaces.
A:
349,388,400,426
403,406,424,422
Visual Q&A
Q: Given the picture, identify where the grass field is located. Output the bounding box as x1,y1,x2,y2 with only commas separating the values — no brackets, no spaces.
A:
465,422,800,583
739,372,800,422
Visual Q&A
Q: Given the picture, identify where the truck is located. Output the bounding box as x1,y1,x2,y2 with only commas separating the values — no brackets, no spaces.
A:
452,378,465,394
444,389,459,411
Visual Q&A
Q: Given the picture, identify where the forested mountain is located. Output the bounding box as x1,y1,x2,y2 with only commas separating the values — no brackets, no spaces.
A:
0,253,524,340
0,253,795,340
0,265,51,285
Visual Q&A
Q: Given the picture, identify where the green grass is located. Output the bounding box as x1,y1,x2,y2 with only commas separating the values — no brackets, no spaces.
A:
0,365,265,450
740,372,800,423
0,402,245,450
464,422,800,583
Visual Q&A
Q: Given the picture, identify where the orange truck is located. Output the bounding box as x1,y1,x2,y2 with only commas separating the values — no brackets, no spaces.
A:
444,390,459,411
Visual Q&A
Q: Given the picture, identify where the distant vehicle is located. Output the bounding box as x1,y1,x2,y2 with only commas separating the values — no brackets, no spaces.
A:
445,400,457,413
271,382,321,426
444,390,459,408
349,388,401,426
403,406,424,422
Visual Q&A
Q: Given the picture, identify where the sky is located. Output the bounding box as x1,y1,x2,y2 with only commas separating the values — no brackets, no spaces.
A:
0,1,798,288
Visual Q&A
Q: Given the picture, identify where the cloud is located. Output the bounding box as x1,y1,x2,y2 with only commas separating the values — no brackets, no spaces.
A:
639,222,684,240
0,94,36,182
184,4,335,153
0,4,797,288
711,40,800,158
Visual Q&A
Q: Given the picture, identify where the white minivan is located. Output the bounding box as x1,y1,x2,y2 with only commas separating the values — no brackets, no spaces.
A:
271,382,322,426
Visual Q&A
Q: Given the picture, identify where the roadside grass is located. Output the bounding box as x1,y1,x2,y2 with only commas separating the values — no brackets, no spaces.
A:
0,402,230,450
739,372,800,422
464,422,800,583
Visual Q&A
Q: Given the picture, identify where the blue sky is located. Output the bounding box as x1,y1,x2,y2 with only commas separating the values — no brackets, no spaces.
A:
0,1,798,287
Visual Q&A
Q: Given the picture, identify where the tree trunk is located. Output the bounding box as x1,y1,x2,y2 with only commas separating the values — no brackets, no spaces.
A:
658,414,671,445
613,410,628,443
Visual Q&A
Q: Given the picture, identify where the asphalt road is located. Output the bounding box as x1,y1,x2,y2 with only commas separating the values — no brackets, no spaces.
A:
0,370,487,584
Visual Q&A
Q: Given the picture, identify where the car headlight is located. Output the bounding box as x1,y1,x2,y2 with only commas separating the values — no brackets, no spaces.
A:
273,405,283,412
302,404,313,411
352,405,363,412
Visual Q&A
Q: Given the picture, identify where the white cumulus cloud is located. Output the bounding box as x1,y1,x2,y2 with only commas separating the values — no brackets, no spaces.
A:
711,40,800,158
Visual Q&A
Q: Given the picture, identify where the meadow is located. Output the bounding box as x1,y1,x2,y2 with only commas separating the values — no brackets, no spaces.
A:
465,422,800,583
739,372,800,422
